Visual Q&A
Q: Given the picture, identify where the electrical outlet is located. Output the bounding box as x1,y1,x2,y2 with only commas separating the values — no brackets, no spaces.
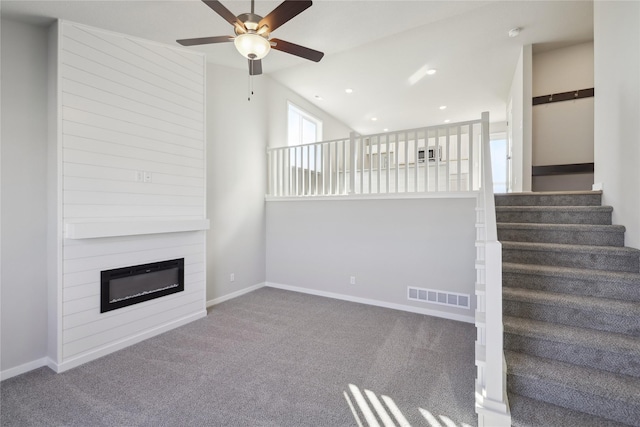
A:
230,273,235,282
135,171,144,182
143,171,152,183
350,276,356,285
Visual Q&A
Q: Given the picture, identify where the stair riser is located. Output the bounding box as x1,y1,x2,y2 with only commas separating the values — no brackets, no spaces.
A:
502,249,640,273
498,228,624,246
508,393,627,427
496,210,612,225
504,333,640,378
507,374,640,426
503,272,640,302
495,194,602,207
503,300,640,337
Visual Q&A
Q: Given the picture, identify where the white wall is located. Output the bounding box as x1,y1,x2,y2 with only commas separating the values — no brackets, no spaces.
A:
532,42,594,191
1,18,50,375
594,1,640,249
204,69,353,304
266,197,477,322
205,64,268,304
508,46,533,192
266,78,353,148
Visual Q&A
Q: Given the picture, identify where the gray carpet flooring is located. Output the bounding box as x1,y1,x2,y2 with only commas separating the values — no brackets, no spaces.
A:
1,287,477,426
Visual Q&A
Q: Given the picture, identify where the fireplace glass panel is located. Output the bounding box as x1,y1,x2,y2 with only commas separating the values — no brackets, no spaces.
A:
101,258,184,313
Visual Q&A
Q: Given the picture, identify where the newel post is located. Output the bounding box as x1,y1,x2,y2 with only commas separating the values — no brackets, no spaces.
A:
349,131,357,195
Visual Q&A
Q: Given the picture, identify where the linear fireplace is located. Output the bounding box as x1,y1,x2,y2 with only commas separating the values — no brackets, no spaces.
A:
101,258,184,313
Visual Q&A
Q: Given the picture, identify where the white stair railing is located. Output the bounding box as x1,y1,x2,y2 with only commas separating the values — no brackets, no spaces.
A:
266,118,484,198
474,111,511,426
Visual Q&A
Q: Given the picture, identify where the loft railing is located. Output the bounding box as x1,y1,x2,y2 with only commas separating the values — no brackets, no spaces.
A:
266,116,486,198
474,112,511,426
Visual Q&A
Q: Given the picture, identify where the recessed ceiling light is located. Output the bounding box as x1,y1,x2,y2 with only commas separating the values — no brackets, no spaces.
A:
371,117,378,121
439,105,447,110
426,69,437,75
444,119,450,123
383,128,389,132
345,88,353,94
314,95,323,100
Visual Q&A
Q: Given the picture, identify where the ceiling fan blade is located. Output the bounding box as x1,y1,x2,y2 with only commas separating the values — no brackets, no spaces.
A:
249,59,263,76
202,0,243,28
259,0,312,33
270,38,324,62
177,35,234,46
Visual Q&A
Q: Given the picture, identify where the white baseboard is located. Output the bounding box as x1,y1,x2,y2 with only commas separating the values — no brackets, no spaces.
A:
206,282,266,308
49,310,206,374
1,357,49,381
265,282,475,324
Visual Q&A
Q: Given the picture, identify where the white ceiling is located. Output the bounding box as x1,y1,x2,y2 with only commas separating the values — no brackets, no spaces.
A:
2,0,594,134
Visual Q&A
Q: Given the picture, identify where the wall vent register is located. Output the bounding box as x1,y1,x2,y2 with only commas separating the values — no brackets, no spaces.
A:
101,259,184,313
407,286,470,309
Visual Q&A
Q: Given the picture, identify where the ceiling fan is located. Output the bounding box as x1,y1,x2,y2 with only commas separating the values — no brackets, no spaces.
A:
177,0,324,76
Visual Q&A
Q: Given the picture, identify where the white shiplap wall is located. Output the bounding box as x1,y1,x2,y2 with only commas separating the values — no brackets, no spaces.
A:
49,21,207,371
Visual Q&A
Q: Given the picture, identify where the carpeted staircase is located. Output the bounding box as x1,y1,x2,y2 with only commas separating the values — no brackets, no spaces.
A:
495,191,640,427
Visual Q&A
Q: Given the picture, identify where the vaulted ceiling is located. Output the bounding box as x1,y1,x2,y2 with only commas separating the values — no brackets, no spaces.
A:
2,0,594,134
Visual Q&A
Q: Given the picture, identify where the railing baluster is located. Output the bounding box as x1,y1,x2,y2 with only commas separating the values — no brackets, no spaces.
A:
300,146,305,195
395,134,399,193
343,138,347,194
328,142,333,195
300,147,306,196
273,149,277,196
385,134,390,193
314,144,319,195
404,132,409,193
457,125,462,191
376,136,382,193
309,145,312,195
446,126,451,192
367,138,373,194
435,128,440,192
336,140,341,194
413,131,419,193
469,124,474,191
356,136,364,194
424,128,429,193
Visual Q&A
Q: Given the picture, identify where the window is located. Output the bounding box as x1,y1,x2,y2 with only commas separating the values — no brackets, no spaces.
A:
288,102,322,170
287,102,323,146
490,133,508,193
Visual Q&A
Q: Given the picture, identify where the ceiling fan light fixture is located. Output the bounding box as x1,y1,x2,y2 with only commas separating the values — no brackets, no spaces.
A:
234,33,271,60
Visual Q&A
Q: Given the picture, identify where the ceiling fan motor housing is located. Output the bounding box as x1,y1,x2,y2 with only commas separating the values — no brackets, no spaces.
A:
236,13,266,34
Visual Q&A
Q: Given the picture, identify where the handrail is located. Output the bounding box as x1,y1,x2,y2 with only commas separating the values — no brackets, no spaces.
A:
474,112,510,426
266,116,484,198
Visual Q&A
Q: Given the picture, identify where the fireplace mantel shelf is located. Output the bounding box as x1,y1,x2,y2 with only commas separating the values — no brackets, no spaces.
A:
64,219,210,239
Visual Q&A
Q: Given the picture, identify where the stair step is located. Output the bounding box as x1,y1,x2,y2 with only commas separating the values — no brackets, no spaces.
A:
495,190,602,207
502,241,640,272
503,287,640,336
506,350,640,426
509,393,631,427
502,262,640,302
496,205,613,225
504,316,640,377
497,222,625,246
